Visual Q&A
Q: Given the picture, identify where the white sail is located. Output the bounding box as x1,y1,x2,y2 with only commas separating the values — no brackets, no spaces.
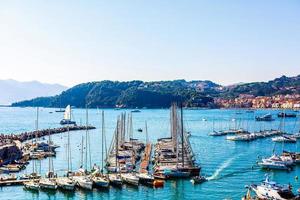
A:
64,105,71,120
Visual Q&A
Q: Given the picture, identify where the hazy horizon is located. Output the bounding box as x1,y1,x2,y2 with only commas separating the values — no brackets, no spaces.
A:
1,1,299,87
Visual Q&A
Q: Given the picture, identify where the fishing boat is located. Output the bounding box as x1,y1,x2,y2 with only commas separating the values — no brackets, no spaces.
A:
190,176,207,185
255,114,274,121
278,112,297,118
250,176,298,200
121,173,139,186
60,105,76,125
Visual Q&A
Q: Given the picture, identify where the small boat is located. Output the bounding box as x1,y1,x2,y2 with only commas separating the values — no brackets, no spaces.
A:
121,173,139,186
190,176,207,185
60,105,76,125
153,179,164,188
24,180,40,191
131,109,141,113
209,130,227,136
137,128,143,132
56,177,76,191
108,174,123,187
255,114,274,121
250,175,298,200
278,112,297,118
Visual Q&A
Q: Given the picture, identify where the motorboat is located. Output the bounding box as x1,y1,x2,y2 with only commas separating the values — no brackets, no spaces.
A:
250,176,298,200
121,173,139,186
190,176,207,184
209,130,227,136
56,177,76,191
255,114,274,121
0,174,17,181
278,112,297,118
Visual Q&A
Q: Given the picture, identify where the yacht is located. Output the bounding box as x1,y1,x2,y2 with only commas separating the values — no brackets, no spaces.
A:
250,176,298,200
209,130,227,136
258,154,293,170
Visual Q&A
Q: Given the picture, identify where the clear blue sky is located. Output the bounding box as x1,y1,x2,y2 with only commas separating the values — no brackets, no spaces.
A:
0,0,299,87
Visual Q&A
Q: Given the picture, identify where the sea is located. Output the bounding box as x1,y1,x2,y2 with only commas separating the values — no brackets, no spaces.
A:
0,107,299,200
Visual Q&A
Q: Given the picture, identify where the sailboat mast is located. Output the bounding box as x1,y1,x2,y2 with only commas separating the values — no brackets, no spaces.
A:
116,118,119,172
85,106,88,170
180,103,184,168
101,111,104,172
145,121,148,144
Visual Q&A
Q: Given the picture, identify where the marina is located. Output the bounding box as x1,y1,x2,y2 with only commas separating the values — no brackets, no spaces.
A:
0,107,299,199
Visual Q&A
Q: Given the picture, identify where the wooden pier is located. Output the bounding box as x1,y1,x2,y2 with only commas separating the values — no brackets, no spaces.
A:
0,179,39,186
139,143,152,173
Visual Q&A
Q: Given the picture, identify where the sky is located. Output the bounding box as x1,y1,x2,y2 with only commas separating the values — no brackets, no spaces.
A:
0,0,299,87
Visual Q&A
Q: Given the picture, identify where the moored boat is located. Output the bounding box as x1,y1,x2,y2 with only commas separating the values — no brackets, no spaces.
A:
121,173,139,186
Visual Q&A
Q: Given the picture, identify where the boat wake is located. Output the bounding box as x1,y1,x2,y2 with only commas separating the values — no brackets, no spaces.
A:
206,155,238,181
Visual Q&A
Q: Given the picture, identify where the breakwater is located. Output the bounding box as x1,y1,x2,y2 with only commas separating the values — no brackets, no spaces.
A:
0,125,96,143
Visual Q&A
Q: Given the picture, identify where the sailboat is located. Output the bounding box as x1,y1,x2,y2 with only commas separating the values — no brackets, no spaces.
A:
39,130,57,190
23,107,41,191
154,103,200,179
107,119,123,187
72,108,93,190
60,105,76,125
56,126,76,191
91,111,110,188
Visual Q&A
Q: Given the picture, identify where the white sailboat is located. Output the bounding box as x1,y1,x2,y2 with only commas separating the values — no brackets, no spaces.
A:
56,126,76,191
39,131,57,190
60,105,76,125
91,111,110,188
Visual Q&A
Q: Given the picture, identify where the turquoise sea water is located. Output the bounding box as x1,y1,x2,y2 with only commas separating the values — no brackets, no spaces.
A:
0,107,299,200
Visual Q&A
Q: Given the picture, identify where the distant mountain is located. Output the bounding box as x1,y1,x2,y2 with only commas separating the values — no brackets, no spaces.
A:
11,75,300,108
0,79,67,105
220,75,300,98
